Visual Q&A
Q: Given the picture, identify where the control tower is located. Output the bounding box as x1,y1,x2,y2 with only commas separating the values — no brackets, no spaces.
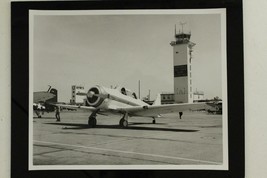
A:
170,23,195,103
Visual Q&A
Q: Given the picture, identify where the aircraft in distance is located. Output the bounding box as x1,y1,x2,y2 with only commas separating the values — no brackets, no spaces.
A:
53,85,212,128
207,101,222,114
33,86,57,118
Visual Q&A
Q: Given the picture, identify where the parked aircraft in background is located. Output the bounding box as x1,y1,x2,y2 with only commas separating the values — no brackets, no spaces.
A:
33,86,57,118
53,85,212,128
207,101,222,114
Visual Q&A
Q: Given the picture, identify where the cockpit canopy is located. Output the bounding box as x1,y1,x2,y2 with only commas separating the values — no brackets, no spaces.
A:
118,87,137,99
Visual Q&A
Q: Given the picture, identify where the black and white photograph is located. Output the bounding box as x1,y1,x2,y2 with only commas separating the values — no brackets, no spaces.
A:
29,9,227,170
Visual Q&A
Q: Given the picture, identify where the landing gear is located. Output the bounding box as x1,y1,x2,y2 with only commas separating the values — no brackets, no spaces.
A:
88,116,97,128
119,113,128,128
152,117,156,124
119,118,124,126
121,119,128,127
179,112,183,119
88,109,99,128
35,111,41,118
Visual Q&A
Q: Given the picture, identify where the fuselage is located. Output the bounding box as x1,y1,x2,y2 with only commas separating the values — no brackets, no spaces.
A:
87,85,148,110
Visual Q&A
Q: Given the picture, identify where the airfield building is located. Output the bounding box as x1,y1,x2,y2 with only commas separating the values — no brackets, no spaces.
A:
161,91,205,104
193,90,205,102
70,85,85,105
161,92,175,104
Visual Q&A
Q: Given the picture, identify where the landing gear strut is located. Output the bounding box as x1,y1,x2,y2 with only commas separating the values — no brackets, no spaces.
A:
179,112,183,119
119,113,128,128
88,109,99,128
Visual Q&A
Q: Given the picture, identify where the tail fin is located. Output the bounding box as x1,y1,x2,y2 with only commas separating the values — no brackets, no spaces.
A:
152,94,161,106
49,88,58,102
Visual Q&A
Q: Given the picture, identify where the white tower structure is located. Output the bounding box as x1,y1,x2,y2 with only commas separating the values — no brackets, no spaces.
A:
170,23,195,103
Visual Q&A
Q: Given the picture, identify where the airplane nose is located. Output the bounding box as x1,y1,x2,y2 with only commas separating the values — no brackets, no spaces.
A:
87,91,95,98
86,86,105,107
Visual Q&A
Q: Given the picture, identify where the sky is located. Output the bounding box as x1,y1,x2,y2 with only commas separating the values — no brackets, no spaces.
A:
32,10,224,102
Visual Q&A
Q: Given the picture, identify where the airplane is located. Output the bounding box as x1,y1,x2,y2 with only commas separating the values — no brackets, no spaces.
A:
52,85,212,128
33,86,58,118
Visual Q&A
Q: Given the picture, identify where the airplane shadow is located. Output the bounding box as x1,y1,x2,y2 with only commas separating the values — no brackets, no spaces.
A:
129,122,166,126
33,117,56,119
45,122,198,132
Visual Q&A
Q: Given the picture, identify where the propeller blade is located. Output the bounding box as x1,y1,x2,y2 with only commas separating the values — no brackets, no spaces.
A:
76,92,87,96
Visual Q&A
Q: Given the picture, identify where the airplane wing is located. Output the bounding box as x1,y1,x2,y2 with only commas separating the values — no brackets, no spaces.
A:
116,103,211,117
50,103,97,112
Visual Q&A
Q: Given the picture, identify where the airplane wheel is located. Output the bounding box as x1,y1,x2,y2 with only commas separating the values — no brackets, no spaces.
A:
38,115,41,118
88,117,97,128
122,120,128,128
152,120,156,124
119,118,124,127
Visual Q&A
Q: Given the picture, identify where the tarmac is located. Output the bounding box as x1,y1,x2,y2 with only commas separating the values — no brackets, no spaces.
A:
32,111,223,166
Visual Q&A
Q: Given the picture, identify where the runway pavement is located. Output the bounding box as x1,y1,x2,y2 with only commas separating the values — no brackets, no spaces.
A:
32,111,223,167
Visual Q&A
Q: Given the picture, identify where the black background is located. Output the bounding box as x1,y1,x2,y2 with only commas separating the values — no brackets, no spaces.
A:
11,0,244,177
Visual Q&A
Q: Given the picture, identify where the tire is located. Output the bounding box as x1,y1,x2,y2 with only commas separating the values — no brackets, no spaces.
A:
119,118,124,127
88,117,97,128
122,120,128,128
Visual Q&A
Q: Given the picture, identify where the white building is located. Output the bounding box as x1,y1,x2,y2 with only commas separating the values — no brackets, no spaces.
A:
161,93,174,104
193,91,205,102
70,85,85,104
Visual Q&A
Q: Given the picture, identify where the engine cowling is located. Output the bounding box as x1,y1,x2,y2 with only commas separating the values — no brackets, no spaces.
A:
86,86,105,107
